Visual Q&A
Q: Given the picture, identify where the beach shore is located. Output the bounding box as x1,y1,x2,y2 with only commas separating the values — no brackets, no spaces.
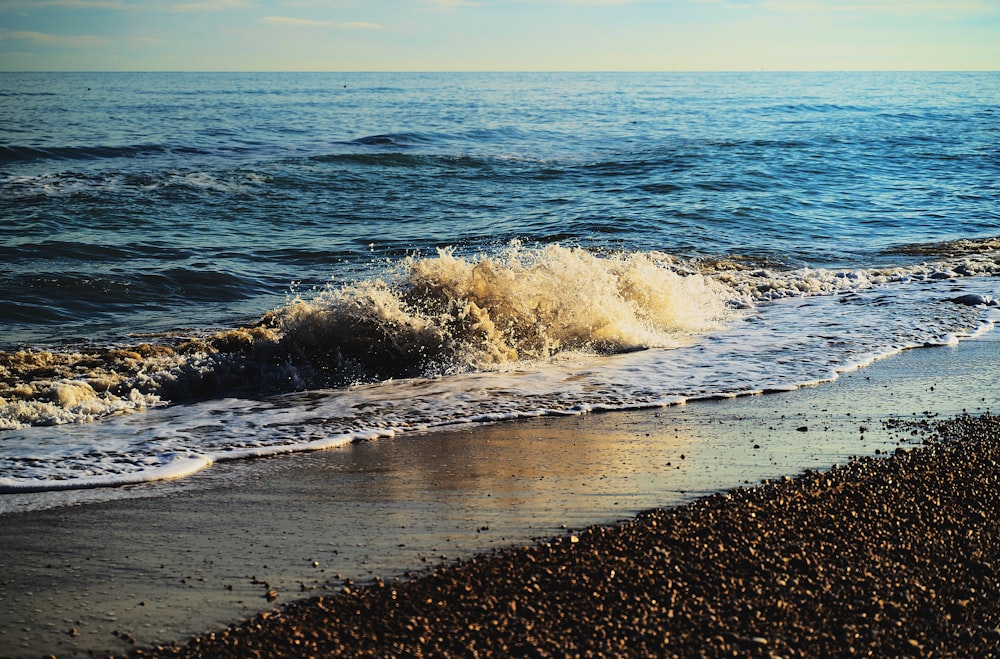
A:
138,412,1000,658
1,333,997,658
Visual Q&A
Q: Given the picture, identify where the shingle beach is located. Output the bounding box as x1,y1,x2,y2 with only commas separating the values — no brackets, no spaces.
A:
135,413,999,658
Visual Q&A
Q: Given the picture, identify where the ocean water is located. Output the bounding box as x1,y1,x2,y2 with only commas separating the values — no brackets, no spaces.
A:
1,71,998,500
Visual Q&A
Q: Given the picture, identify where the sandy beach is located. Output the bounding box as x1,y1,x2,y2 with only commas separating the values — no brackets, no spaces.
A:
1,333,997,658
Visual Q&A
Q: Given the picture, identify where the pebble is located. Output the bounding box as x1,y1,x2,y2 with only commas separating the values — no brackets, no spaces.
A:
133,412,1000,658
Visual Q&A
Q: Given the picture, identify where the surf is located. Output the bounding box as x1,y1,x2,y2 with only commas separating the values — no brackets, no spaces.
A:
0,244,735,430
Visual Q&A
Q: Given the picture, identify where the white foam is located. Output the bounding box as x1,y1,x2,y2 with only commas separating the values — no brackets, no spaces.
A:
272,243,736,375
0,452,211,494
1,246,998,495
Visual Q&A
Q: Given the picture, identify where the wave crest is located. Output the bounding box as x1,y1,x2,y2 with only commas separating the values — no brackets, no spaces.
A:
0,245,735,429
5,238,1000,430
271,244,735,377
23,236,998,431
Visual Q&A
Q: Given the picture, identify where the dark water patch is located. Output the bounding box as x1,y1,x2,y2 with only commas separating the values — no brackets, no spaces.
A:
693,178,759,192
249,246,361,267
0,300,69,324
307,151,495,172
0,267,271,329
707,138,818,151
349,132,446,148
4,273,139,314
351,134,404,146
763,103,871,114
0,242,137,264
310,152,438,168
143,268,269,302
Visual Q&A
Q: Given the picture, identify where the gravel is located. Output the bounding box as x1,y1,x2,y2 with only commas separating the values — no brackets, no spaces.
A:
132,413,1000,658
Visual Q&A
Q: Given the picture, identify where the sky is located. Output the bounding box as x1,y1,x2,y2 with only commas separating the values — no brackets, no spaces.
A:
0,0,998,71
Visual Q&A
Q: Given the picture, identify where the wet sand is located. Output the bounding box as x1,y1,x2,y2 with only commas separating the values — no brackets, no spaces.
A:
0,334,997,657
138,412,1000,658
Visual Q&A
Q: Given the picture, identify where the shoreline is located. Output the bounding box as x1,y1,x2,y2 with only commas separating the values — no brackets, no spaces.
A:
0,333,997,658
138,412,1000,658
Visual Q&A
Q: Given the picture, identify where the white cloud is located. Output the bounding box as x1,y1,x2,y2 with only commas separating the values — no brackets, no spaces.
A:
709,0,997,13
258,15,382,28
166,0,253,11
0,29,106,46
562,0,645,5
424,0,482,9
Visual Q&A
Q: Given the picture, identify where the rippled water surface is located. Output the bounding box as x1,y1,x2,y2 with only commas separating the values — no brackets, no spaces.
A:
1,71,998,494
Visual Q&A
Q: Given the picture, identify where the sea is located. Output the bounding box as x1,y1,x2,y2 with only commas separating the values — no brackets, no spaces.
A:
1,71,998,506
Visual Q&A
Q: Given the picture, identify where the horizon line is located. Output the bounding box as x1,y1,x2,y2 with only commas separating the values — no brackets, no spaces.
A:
2,68,998,74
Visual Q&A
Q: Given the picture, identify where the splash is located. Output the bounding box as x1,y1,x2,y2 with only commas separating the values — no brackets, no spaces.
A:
702,237,1000,304
0,346,172,429
0,328,290,430
0,245,735,429
268,244,736,378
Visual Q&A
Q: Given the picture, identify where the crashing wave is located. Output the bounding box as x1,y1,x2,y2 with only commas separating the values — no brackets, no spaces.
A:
3,238,999,430
0,244,734,428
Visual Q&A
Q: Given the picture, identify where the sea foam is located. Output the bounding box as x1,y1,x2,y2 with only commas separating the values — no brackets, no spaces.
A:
271,243,735,376
1,241,998,433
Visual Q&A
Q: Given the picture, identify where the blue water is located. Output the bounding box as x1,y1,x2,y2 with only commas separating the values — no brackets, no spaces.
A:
1,71,999,495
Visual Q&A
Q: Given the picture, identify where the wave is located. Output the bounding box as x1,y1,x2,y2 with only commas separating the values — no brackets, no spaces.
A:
0,244,733,429
699,236,1000,303
0,143,209,164
269,244,734,376
2,240,999,432
0,169,271,199
1,241,998,495
347,127,541,149
348,133,443,147
308,151,482,170
0,127,509,168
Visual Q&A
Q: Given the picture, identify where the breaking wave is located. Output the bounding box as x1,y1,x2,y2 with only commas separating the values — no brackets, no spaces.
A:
2,239,999,431
0,244,733,429
272,244,734,375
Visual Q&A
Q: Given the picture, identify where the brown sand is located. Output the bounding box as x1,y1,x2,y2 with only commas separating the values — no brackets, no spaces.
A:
135,412,1000,658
